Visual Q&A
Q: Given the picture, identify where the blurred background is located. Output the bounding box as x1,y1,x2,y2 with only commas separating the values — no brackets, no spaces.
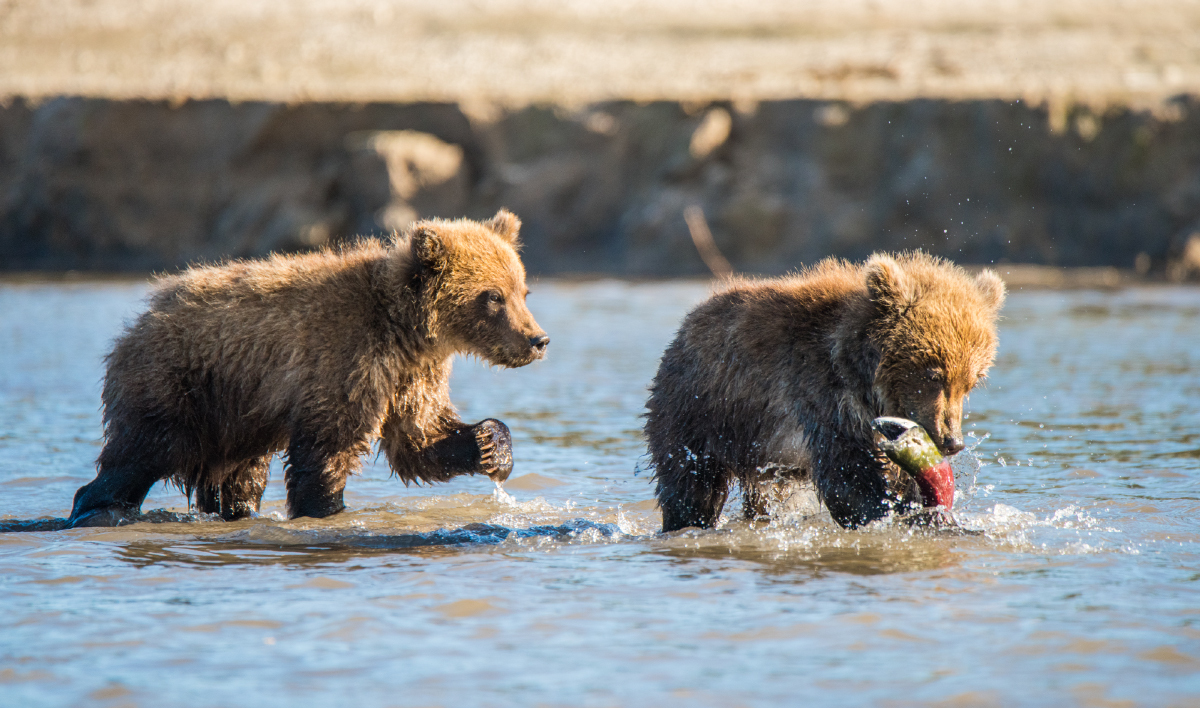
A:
3,0,1200,279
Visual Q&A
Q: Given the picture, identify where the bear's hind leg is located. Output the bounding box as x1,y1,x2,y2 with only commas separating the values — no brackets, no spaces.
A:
193,482,221,515
742,475,771,523
654,461,732,533
70,441,177,528
220,456,271,521
741,466,814,524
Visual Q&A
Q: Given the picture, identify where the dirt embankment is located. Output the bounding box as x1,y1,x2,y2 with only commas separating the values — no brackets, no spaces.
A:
3,1,1200,277
3,96,1200,278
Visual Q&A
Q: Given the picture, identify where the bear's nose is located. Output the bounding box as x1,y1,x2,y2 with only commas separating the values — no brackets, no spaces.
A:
941,435,965,456
529,334,550,353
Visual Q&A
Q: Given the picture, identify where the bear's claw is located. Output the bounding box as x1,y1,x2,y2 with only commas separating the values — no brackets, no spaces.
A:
474,419,513,482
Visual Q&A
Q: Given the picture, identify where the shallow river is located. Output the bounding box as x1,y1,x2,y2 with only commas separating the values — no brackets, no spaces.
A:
1,279,1199,707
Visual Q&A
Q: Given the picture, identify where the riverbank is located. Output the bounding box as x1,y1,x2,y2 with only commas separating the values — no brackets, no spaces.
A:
3,1,1200,277
3,96,1200,277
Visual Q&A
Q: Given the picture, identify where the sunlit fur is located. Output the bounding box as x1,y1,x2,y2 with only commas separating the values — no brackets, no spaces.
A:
645,251,1005,531
69,210,546,525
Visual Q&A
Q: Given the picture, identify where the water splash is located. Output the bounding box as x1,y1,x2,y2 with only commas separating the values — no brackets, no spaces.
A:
951,432,993,512
492,479,517,506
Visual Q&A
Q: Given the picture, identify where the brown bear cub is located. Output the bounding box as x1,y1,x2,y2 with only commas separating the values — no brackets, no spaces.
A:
644,252,1005,532
69,210,548,527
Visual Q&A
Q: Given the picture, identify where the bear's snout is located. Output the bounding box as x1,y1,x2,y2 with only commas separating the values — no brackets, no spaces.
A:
529,333,550,357
940,434,965,456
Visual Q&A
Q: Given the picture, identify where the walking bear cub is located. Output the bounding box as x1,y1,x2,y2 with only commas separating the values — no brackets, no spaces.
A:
645,252,1004,532
69,210,548,527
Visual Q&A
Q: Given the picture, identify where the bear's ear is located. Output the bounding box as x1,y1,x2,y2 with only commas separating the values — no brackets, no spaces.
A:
410,224,448,272
486,209,522,244
865,253,915,309
974,269,1007,311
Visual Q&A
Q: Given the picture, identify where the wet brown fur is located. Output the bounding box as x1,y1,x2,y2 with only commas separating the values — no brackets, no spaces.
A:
69,210,547,525
645,252,1005,531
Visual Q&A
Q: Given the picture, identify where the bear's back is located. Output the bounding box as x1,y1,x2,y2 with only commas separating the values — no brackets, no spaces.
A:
671,259,866,373
152,240,391,313
103,240,407,419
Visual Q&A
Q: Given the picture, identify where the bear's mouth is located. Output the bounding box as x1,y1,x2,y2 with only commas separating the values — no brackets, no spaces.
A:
489,347,541,368
872,417,955,509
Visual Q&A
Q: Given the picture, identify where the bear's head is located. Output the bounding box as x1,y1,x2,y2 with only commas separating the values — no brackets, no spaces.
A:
407,209,549,367
865,252,1005,457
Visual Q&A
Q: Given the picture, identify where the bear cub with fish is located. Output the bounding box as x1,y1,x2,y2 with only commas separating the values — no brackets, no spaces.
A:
68,210,547,527
645,252,1005,531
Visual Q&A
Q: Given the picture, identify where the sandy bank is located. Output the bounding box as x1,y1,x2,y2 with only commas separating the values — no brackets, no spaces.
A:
4,0,1200,111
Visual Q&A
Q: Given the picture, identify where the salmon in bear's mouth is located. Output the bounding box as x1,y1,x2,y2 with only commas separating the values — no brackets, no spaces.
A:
871,417,956,509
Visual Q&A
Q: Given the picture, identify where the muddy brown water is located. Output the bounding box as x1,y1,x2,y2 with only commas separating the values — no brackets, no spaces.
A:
1,279,1199,706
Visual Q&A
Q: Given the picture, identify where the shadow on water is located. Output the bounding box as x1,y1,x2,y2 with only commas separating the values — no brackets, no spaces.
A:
655,542,961,577
0,517,71,532
112,519,627,569
14,506,972,579
1,509,223,533
97,512,968,578
650,523,966,577
112,522,965,577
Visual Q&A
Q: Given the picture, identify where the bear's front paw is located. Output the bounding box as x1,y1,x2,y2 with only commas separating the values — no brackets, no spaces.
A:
474,419,513,483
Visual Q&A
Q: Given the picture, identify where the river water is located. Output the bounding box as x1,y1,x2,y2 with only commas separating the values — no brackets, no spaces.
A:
1,278,1198,707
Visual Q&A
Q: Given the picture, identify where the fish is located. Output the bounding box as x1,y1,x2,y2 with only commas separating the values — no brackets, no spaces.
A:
872,416,956,512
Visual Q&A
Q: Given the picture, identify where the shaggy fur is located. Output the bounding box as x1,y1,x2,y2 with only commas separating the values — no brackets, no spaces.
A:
69,210,547,526
645,252,1005,532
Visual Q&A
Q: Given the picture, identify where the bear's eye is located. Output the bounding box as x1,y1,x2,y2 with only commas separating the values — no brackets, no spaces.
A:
486,291,504,305
925,367,945,382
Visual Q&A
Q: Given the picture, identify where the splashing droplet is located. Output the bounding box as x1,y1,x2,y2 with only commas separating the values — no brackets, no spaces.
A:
493,480,517,506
